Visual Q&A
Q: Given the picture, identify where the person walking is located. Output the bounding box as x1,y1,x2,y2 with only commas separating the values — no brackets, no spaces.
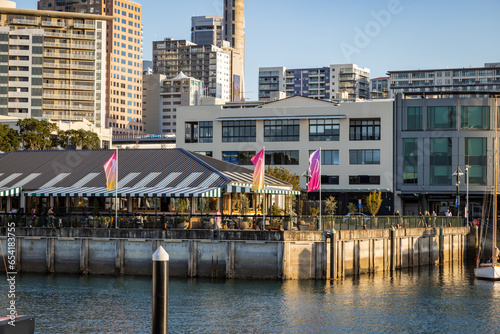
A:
48,206,55,227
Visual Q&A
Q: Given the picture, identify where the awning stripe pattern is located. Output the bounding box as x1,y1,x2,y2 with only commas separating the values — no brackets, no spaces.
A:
0,187,21,197
225,183,300,195
24,186,222,198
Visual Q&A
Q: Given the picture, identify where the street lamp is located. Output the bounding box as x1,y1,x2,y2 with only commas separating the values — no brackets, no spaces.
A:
452,166,464,216
464,165,470,224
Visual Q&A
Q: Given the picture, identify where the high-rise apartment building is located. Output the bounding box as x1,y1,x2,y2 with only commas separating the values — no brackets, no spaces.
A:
259,64,370,102
370,77,389,99
0,5,109,128
38,0,144,135
191,16,222,46
223,0,244,100
143,72,202,135
388,63,500,98
152,38,230,101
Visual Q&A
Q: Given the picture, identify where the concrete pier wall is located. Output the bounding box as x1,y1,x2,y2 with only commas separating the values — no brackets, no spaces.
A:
0,227,470,280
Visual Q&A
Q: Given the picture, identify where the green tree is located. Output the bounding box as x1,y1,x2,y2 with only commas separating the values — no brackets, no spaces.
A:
0,124,20,152
264,165,300,191
65,129,101,149
347,202,357,214
366,190,383,216
17,118,58,150
324,196,338,215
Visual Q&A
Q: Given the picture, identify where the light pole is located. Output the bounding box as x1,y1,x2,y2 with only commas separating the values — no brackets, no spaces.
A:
465,165,470,224
452,166,464,216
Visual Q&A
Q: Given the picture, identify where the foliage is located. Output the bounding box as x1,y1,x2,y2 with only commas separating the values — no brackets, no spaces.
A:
347,202,357,214
0,124,20,152
366,190,383,216
17,118,58,150
310,207,319,217
324,196,337,215
92,198,100,216
176,198,189,224
65,129,101,149
269,203,282,216
239,194,250,221
265,166,301,191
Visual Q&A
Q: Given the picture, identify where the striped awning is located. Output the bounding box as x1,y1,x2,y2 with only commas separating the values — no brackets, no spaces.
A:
0,187,21,197
225,183,300,195
24,186,222,198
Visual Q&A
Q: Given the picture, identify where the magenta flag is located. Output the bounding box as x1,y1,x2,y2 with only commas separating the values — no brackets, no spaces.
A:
251,148,265,191
104,151,118,191
308,149,321,192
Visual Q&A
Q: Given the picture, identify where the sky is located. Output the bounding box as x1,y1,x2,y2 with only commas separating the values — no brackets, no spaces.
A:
13,0,500,101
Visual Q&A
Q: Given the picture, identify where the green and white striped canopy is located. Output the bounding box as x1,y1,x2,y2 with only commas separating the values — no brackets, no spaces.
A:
225,183,300,195
24,186,222,198
0,187,21,197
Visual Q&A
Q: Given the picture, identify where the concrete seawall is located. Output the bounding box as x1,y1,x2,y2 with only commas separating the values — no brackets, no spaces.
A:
0,227,470,280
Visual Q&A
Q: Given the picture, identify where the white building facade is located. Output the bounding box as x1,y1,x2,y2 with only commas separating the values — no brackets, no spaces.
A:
177,96,394,214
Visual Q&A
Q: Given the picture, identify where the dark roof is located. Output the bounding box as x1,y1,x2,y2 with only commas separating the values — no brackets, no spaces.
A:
0,149,292,191
190,152,291,187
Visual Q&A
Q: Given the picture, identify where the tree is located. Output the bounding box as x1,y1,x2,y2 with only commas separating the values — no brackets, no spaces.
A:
264,166,300,191
65,129,101,149
17,118,58,150
0,124,20,152
347,202,357,214
366,190,383,216
324,196,338,215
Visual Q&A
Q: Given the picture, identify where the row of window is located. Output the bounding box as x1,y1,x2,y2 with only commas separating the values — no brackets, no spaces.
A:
406,106,498,130
403,137,487,185
185,119,381,143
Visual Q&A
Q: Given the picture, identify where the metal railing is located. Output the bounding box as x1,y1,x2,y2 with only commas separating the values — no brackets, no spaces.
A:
0,213,467,231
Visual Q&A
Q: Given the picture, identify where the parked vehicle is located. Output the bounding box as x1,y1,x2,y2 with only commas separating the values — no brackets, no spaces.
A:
343,212,370,222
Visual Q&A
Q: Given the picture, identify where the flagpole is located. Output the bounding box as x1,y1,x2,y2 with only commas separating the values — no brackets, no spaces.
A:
115,148,118,228
263,147,266,231
319,147,322,230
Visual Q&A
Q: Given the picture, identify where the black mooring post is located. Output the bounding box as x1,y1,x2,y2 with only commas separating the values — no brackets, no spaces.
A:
152,246,169,334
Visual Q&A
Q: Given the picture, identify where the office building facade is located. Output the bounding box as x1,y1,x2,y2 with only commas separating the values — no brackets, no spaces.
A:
394,92,499,217
222,0,244,100
177,96,394,214
38,0,144,135
259,64,370,102
0,6,108,127
191,16,222,46
370,77,389,99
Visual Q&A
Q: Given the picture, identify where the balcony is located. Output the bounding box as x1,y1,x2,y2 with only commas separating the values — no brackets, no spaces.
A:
44,31,95,40
43,52,95,60
9,18,38,25
42,83,94,90
42,73,95,80
43,93,94,100
43,62,95,70
73,23,95,29
41,21,66,27
42,113,94,122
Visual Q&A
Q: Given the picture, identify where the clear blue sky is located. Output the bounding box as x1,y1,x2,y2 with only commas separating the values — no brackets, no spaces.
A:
13,0,500,100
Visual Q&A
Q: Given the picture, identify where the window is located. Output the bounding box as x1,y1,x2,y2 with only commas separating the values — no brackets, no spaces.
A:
349,119,380,140
185,122,198,143
321,175,339,185
407,107,422,130
427,106,456,129
403,138,418,184
309,119,339,141
430,138,452,185
199,121,213,143
349,150,380,165
264,120,299,142
265,151,299,165
465,138,486,184
461,106,489,129
349,176,380,185
309,150,339,165
222,151,255,165
222,120,256,142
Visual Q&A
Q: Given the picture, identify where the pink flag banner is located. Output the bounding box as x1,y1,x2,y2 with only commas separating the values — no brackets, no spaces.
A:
104,151,118,191
308,149,321,192
251,148,265,191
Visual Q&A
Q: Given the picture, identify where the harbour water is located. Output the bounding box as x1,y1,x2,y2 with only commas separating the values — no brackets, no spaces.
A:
1,261,499,333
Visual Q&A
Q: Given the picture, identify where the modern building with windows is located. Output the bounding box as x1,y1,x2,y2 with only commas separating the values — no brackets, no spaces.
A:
258,64,370,102
223,0,244,100
143,72,202,135
388,63,500,98
191,16,223,46
370,77,389,99
152,38,230,102
394,92,499,216
0,5,109,129
177,96,394,214
38,0,144,135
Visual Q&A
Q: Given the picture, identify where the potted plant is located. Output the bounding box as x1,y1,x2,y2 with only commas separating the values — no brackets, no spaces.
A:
176,198,189,229
365,190,383,228
324,196,338,230
239,194,251,229
268,203,283,229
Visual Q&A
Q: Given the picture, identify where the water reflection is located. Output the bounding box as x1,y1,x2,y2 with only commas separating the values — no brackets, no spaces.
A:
0,262,499,333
